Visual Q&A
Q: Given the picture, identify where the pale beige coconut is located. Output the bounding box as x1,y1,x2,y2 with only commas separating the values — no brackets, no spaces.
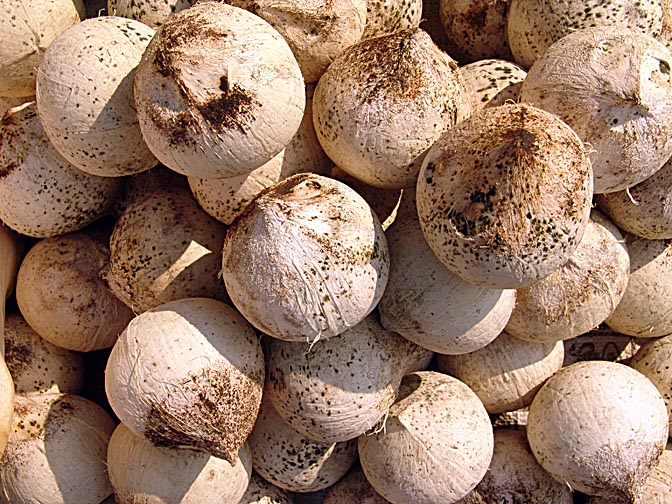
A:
459,58,526,110
519,27,672,194
0,0,85,97
36,16,158,177
0,392,116,504
107,422,252,503
378,214,516,354
313,28,472,189
228,0,367,83
505,210,631,343
134,2,305,179
362,0,423,39
457,427,573,504
322,464,389,503
527,360,669,502
416,102,593,289
265,313,433,443
105,297,265,464
508,0,663,69
358,371,494,504
221,173,389,343
4,312,84,394
16,230,134,352
605,235,672,337
563,324,645,366
437,331,565,414
103,180,229,313
0,102,123,238
239,472,295,504
248,395,358,493
107,0,196,28
439,0,513,63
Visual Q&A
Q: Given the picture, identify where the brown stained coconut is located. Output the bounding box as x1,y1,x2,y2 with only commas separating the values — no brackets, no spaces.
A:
416,102,593,290
520,27,672,194
107,0,196,28
459,58,527,110
362,0,423,39
313,28,472,190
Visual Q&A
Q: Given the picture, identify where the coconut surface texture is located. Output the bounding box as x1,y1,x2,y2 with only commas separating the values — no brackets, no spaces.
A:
107,0,196,28
362,0,423,39
313,28,472,190
520,26,672,194
104,297,265,464
35,16,158,177
416,102,593,289
134,1,305,179
527,360,669,502
221,173,389,342
459,58,527,110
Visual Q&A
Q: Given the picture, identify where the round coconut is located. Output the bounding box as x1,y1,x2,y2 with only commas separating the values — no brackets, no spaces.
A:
0,0,85,97
16,229,135,352
526,360,669,502
238,472,295,504
459,58,527,110
104,297,265,464
107,0,196,28
358,371,494,504
221,173,389,343
416,102,593,289
323,464,388,504
437,331,565,414
265,313,433,443
378,214,516,355
0,102,123,238
504,210,631,343
508,0,663,69
362,0,423,39
107,422,253,504
519,26,672,194
35,16,158,177
134,1,305,179
312,28,472,189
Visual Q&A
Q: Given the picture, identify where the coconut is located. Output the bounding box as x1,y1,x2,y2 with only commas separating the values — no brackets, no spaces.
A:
0,102,124,238
459,58,527,110
133,1,305,179
437,331,565,414
312,28,472,189
416,102,593,289
526,360,669,502
107,422,252,503
104,297,265,464
0,223,24,350
107,0,196,28
239,472,295,504
377,213,516,354
358,370,494,504
265,313,433,443
362,0,423,39
504,210,631,343
221,173,389,343
35,16,158,177
322,464,388,503
519,27,672,194
0,0,85,97
16,229,135,352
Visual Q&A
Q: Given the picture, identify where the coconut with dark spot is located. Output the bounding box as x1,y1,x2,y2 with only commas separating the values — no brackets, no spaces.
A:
313,28,472,189
134,2,305,179
416,102,593,289
221,173,389,343
107,0,196,28
459,58,526,110
104,297,265,464
362,0,422,39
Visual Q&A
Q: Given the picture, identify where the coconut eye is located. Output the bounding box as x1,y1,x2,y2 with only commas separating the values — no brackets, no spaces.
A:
658,59,670,76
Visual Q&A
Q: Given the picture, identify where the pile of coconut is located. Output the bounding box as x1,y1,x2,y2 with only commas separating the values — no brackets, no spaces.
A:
2,0,672,502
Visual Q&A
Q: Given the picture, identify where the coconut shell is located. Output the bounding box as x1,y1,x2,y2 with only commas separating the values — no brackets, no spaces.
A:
107,0,196,28
459,58,526,110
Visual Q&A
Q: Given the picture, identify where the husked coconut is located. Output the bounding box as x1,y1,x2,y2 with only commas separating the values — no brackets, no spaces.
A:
323,464,388,503
107,422,252,503
527,360,669,502
362,0,423,39
459,58,526,110
104,297,265,464
16,229,134,352
416,102,593,289
358,371,494,504
313,28,472,189
519,27,672,194
36,16,158,177
221,173,389,343
0,392,116,504
0,102,123,238
247,396,358,493
0,0,85,97
227,0,367,83
134,1,306,179
107,0,196,28
505,210,631,343
238,472,295,504
508,0,663,69
265,313,433,443
378,214,516,354
437,331,565,414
